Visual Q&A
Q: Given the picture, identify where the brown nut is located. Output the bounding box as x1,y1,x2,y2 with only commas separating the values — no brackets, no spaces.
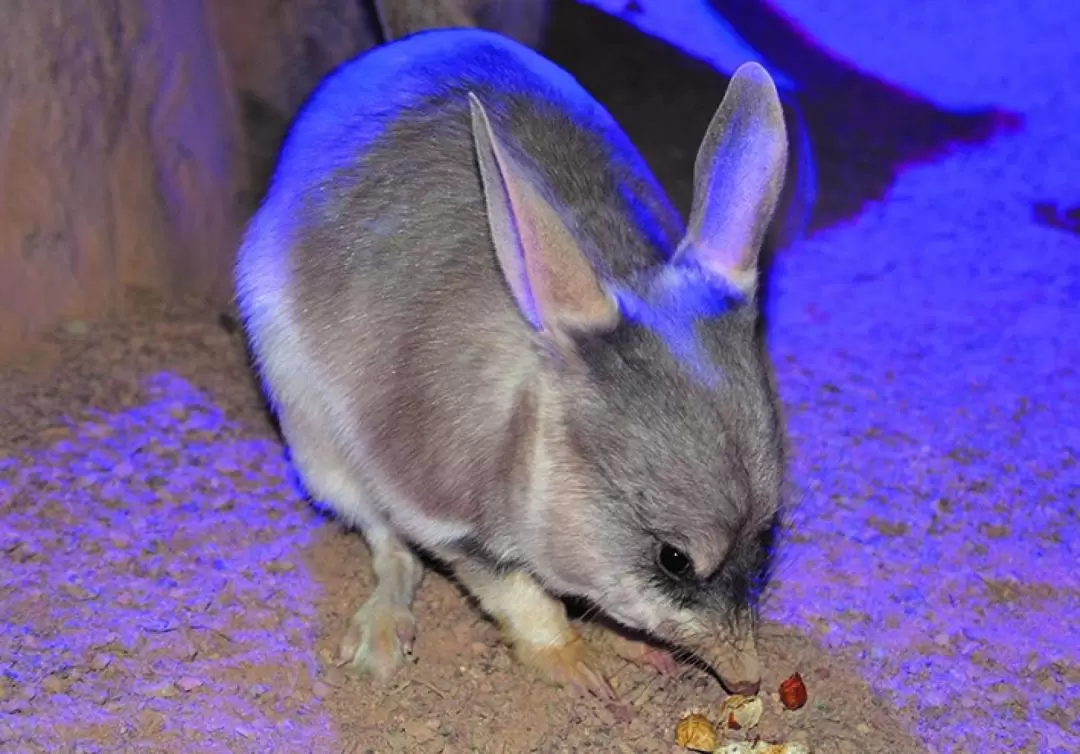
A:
674,712,719,752
721,693,764,730
779,673,808,710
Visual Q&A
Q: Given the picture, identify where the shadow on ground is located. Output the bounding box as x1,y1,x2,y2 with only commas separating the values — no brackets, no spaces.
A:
543,0,1019,231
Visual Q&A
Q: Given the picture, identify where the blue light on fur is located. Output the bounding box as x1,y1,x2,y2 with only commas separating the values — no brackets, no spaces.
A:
615,264,736,389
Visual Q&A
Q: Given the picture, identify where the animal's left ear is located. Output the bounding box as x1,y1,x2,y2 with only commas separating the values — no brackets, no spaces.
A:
674,62,789,299
469,92,621,340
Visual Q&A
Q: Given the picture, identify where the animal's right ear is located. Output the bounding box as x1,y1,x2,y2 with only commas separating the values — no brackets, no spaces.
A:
373,0,476,42
674,62,789,300
469,92,620,341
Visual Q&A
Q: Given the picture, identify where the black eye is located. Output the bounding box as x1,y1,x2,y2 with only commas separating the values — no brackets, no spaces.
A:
658,544,692,580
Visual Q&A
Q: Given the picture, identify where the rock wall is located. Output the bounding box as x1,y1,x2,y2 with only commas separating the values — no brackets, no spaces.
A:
0,0,247,355
210,0,382,201
0,0,551,359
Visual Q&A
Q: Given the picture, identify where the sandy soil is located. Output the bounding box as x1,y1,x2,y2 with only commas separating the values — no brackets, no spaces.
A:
0,298,927,754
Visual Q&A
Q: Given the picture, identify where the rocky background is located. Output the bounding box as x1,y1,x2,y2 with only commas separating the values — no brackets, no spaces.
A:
0,0,551,355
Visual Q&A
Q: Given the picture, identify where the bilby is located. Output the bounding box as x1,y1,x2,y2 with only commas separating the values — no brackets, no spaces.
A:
235,29,790,698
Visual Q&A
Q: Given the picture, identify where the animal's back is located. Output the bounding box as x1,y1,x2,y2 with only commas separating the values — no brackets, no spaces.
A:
242,29,681,320
234,29,683,540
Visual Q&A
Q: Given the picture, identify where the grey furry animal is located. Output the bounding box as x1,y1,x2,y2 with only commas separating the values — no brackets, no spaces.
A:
235,28,790,699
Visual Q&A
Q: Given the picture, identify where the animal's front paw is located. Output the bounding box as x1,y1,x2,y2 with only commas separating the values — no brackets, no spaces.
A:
337,598,417,681
513,630,615,700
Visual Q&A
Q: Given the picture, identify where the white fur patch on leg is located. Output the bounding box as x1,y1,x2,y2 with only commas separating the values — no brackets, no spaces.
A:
459,567,572,649
454,565,616,699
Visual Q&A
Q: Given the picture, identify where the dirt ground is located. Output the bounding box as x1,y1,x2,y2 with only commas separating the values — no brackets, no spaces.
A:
1,1,1078,753
0,298,926,753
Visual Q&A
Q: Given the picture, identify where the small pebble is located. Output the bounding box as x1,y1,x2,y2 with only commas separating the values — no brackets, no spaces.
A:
62,320,90,335
402,719,436,742
61,583,97,601
266,559,295,574
321,667,347,687
175,676,204,692
42,675,66,694
138,681,178,698
592,703,616,727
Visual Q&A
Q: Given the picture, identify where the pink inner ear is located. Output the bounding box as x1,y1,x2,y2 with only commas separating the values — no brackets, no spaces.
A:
510,178,620,334
469,93,619,336
469,93,542,329
677,63,788,296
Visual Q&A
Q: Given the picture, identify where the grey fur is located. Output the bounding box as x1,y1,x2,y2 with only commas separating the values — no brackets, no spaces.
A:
235,29,790,693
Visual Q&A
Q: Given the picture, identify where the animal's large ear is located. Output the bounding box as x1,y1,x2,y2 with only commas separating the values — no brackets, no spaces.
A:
469,92,620,339
675,62,788,299
373,0,475,42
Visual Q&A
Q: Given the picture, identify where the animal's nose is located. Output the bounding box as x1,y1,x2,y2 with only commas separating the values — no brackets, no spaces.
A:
725,678,761,696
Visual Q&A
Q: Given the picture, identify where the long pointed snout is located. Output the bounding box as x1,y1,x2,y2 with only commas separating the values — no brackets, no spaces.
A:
674,620,762,696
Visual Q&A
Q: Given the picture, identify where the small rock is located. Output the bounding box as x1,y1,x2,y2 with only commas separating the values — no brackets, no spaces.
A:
142,618,178,633
856,723,871,734
61,583,98,601
321,667,347,688
608,702,634,725
175,676,204,692
63,320,90,335
403,719,435,742
266,559,295,574
40,425,71,441
92,632,120,649
311,681,330,698
592,703,616,727
138,680,178,698
42,675,67,694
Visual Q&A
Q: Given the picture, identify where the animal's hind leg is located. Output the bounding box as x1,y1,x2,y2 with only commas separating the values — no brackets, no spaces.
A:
280,411,424,681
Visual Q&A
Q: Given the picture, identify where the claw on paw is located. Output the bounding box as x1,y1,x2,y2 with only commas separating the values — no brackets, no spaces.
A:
337,599,417,682
514,631,616,701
